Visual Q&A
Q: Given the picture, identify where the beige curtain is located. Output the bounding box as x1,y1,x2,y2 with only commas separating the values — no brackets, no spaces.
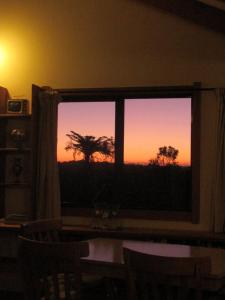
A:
34,88,61,219
0,86,10,113
212,89,225,232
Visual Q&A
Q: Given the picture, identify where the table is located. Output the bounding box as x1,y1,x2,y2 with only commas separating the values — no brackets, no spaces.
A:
81,238,225,292
2,219,225,250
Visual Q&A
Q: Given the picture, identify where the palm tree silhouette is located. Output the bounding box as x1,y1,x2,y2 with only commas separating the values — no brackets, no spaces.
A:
65,131,114,164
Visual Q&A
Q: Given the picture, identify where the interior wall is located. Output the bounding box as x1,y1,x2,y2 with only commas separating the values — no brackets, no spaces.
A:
1,0,224,231
1,0,225,96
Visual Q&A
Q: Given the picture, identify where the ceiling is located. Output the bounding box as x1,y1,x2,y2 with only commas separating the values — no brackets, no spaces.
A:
198,0,225,11
138,0,225,35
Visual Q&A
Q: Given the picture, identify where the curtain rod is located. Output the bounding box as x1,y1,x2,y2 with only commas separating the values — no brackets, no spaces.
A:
56,86,219,94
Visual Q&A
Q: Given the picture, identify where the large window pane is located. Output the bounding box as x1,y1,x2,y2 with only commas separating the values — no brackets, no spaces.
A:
57,102,115,208
122,98,191,211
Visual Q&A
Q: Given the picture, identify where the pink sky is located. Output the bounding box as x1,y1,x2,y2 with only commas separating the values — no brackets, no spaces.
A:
57,98,191,166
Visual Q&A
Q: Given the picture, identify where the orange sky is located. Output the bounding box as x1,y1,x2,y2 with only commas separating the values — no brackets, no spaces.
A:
57,98,191,166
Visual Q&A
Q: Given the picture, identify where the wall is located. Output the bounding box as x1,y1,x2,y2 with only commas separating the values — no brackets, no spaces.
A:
1,0,224,231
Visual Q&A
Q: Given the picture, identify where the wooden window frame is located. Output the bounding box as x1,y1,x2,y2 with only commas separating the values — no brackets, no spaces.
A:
58,84,201,223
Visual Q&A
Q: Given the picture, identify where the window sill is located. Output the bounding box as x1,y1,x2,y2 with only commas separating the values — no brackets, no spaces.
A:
62,207,194,223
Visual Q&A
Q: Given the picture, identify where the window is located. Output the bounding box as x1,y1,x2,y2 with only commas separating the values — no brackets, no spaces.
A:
58,102,115,208
57,87,200,222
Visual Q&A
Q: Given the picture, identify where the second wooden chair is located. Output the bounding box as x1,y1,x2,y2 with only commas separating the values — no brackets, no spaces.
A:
18,236,89,300
123,247,211,300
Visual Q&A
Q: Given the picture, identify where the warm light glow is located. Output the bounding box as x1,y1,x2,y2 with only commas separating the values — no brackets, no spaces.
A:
0,47,6,65
0,33,33,92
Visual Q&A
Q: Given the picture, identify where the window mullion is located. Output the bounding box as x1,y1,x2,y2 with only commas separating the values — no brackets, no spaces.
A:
115,99,125,168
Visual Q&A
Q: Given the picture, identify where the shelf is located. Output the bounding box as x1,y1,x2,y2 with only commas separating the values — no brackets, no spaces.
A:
0,148,31,153
0,182,30,188
0,114,31,119
0,111,32,219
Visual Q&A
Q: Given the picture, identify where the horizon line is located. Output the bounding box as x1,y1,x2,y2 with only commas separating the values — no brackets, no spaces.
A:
57,159,191,167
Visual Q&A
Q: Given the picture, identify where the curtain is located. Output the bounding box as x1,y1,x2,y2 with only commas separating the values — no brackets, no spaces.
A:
212,89,225,232
0,86,10,113
34,87,61,219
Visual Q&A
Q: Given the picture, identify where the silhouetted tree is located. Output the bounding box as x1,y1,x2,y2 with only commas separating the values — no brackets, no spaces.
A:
157,146,179,166
65,131,114,164
148,158,160,167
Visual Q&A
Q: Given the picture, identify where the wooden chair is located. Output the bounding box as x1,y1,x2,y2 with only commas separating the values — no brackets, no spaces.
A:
0,219,62,295
20,218,62,242
123,247,211,300
20,219,106,298
18,236,89,300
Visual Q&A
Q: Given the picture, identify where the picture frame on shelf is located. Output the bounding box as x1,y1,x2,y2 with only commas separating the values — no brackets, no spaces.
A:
7,99,29,115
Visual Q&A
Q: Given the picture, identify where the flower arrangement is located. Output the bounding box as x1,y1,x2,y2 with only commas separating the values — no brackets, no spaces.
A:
91,184,121,230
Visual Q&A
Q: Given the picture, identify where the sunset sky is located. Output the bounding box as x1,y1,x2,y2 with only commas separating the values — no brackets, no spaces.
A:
57,98,191,166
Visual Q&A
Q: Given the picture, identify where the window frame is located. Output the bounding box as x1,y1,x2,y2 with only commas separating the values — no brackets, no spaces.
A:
58,85,201,223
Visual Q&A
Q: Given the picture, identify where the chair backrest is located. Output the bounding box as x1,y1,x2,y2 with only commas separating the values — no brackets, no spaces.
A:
123,247,211,300
21,218,62,242
18,236,89,300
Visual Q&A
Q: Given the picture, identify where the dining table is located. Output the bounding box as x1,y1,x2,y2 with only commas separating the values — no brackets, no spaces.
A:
81,238,225,292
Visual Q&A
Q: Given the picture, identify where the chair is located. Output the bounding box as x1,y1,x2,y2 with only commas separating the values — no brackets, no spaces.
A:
18,236,89,300
0,218,61,295
20,219,106,298
21,218,62,242
123,247,211,300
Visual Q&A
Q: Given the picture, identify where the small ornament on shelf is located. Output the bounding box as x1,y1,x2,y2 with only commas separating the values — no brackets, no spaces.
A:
11,157,23,183
10,128,26,149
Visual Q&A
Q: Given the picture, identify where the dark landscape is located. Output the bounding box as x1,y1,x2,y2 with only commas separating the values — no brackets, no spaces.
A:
58,161,191,212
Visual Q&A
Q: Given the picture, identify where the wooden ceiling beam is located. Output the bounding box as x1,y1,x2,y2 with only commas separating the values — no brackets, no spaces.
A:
139,0,225,35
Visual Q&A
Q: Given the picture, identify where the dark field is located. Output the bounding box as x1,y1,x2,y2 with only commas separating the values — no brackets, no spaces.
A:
58,161,191,212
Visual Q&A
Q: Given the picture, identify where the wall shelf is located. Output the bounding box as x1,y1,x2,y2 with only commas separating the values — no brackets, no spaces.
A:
0,182,30,188
0,114,31,119
0,147,31,153
0,114,32,218
0,148,31,153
